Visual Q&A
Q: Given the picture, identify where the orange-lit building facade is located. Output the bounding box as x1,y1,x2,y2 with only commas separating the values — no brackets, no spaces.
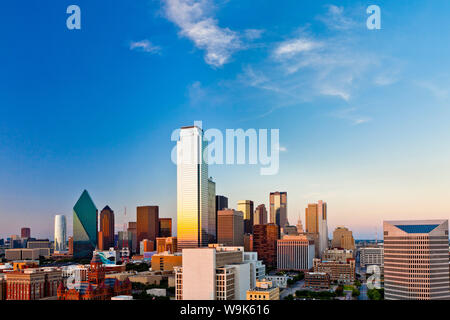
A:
159,218,172,237
137,206,159,245
5,268,62,300
99,206,115,250
156,237,178,253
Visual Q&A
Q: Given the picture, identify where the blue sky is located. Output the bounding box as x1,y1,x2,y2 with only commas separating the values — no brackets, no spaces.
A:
1,0,450,240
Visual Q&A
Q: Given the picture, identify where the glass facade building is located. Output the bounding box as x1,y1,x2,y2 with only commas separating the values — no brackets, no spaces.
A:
54,214,67,252
73,190,98,259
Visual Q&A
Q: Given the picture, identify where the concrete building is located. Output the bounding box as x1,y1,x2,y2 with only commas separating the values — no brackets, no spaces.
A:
322,248,354,263
238,200,254,234
217,209,244,246
246,279,280,300
151,252,182,271
313,258,355,284
359,245,384,268
304,272,330,290
265,275,289,289
331,226,355,250
277,235,315,271
383,220,450,300
243,251,266,289
156,237,178,254
175,246,252,300
5,248,50,261
269,192,287,227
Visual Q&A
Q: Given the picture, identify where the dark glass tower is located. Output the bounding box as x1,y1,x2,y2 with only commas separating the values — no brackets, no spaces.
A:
73,190,98,259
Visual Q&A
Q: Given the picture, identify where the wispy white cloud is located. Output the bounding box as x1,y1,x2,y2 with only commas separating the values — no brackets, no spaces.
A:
330,107,372,125
161,0,243,67
273,38,323,60
316,4,357,31
243,29,265,40
129,39,162,54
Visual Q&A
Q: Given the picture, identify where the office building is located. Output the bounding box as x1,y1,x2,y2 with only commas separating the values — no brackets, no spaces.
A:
216,196,228,212
246,280,280,300
359,245,384,268
98,206,114,251
332,226,355,250
269,192,287,227
304,272,330,290
253,224,279,267
127,222,137,253
73,190,98,259
137,206,159,248
277,235,315,271
305,200,328,258
217,209,244,246
296,216,304,233
254,204,267,225
151,252,182,271
6,267,62,300
313,258,355,284
322,248,354,263
243,251,266,289
156,237,177,254
21,228,31,239
238,200,254,234
54,215,67,252
383,220,450,300
68,236,73,255
175,246,251,300
208,178,216,242
177,125,209,249
244,234,253,252
158,218,172,238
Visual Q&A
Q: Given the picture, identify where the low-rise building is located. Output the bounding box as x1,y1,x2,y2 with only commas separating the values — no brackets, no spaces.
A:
265,275,289,289
322,248,353,263
313,258,355,284
359,245,384,268
304,272,330,290
246,280,279,300
151,252,182,271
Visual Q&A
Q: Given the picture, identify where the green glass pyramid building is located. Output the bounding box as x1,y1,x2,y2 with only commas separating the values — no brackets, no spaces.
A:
73,189,98,259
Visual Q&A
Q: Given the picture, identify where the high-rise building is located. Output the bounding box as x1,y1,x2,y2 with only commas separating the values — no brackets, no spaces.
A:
331,226,355,250
305,200,328,257
68,236,73,255
254,204,267,225
359,245,384,268
383,220,450,300
127,222,137,253
296,215,304,233
54,215,67,252
158,218,172,237
277,235,315,271
208,178,216,243
73,190,98,259
238,200,254,234
175,246,251,300
99,206,115,250
253,224,279,267
269,192,287,227
217,209,244,246
156,237,178,253
136,206,159,249
177,125,209,250
21,228,31,239
216,196,228,211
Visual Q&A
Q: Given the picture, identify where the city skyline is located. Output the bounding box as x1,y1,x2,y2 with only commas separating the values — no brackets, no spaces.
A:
2,1,450,239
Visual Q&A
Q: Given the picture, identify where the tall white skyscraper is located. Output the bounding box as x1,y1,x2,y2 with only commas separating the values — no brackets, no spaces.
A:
177,124,209,249
54,214,67,252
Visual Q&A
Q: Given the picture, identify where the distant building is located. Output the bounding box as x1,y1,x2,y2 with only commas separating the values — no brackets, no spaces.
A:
208,178,216,242
246,279,279,300
127,222,137,253
54,215,67,252
269,192,287,227
359,245,384,268
68,237,73,255
384,220,450,300
254,204,267,225
217,209,244,246
277,235,315,271
158,218,172,238
238,200,254,234
27,240,50,249
73,190,98,259
322,248,354,263
139,239,154,254
305,200,328,258
253,224,279,268
243,234,253,252
99,206,115,251
137,206,159,246
281,225,298,236
21,228,31,239
156,237,177,254
331,226,355,250
243,251,266,289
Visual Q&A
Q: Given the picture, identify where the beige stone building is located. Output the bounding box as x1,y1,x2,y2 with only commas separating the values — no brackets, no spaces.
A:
332,226,355,250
